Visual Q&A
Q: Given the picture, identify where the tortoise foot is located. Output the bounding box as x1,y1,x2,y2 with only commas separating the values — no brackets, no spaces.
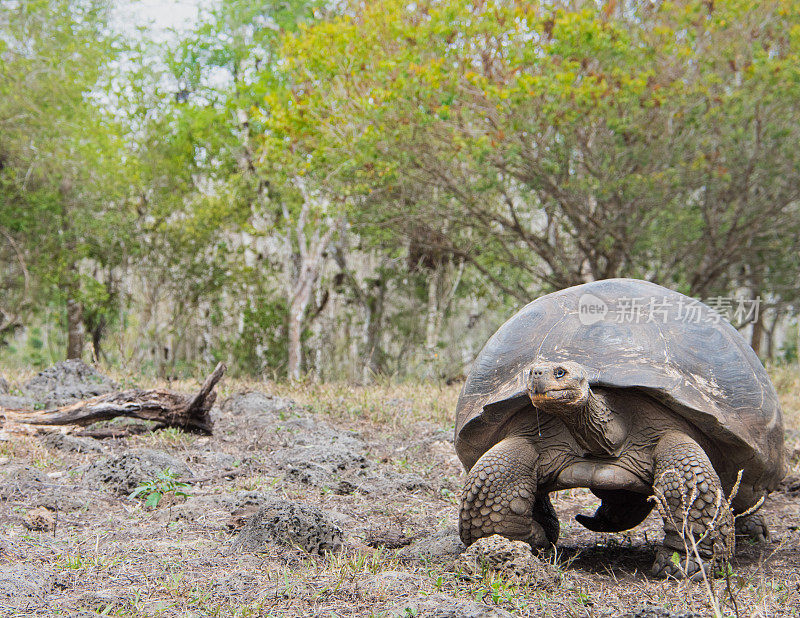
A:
735,512,769,544
651,548,708,581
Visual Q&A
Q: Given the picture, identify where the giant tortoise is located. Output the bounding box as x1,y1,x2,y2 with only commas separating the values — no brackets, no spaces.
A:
455,278,786,578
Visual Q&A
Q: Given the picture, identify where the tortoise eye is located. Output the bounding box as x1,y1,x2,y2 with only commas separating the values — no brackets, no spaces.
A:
554,367,566,379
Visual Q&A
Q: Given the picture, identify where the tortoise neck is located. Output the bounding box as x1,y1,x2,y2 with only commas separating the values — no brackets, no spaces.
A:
570,391,628,457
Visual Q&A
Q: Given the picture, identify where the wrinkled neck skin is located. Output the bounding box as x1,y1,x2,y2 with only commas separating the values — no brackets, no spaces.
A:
541,390,628,458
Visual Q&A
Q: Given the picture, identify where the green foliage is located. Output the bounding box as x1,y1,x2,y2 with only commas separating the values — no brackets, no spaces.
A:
269,0,800,300
226,289,290,376
130,469,191,510
0,0,138,353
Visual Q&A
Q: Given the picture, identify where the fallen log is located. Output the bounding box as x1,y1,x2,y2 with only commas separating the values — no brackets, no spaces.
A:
0,362,225,435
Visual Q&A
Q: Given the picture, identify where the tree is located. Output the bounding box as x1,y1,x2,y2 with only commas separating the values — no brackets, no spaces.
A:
0,0,135,360
137,0,329,378
272,0,800,314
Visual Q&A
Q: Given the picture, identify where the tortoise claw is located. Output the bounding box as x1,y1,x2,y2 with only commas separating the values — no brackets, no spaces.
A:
735,512,769,544
651,548,707,581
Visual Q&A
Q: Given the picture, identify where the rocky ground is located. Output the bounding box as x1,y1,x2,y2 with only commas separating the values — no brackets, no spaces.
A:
1,361,799,617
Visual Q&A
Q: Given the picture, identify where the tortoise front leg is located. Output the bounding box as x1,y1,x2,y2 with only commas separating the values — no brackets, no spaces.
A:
459,436,557,547
651,431,734,579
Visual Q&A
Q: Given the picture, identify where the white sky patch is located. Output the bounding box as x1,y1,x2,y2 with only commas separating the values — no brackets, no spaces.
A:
113,0,204,41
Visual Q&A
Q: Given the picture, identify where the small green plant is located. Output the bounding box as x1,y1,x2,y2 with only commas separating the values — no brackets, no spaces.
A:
473,574,518,606
130,469,190,509
150,426,195,448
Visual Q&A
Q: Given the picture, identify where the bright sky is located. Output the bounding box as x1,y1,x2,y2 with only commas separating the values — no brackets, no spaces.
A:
113,0,203,41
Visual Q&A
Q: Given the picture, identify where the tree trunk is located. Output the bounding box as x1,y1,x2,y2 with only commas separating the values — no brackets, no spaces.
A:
748,275,764,357
749,299,764,357
425,265,443,351
287,288,310,380
362,277,386,382
764,310,781,360
90,318,106,363
284,201,335,381
1,363,225,435
66,298,84,360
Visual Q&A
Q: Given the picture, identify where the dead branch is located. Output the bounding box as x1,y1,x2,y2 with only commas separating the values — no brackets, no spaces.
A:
0,362,225,435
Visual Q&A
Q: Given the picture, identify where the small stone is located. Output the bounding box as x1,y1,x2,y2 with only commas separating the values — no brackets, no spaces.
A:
398,526,464,562
456,534,560,588
23,507,56,532
228,499,344,555
220,391,299,417
82,449,191,495
22,360,117,407
386,592,513,617
360,571,418,597
41,432,103,454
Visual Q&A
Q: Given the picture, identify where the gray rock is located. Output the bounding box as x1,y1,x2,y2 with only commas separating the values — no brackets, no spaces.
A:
31,485,95,512
267,418,370,489
0,463,98,510
370,471,431,494
22,360,118,407
332,470,432,496
172,490,276,522
0,564,51,612
619,605,702,618
41,431,103,454
228,500,344,555
221,490,276,510
0,375,8,394
220,391,299,417
0,464,46,500
456,535,560,588
83,449,191,495
398,525,465,562
75,591,130,612
275,417,363,449
387,593,512,617
360,570,419,596
192,450,239,469
0,394,33,409
270,442,368,487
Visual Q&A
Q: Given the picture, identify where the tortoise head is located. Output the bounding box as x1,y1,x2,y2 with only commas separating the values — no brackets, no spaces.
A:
526,361,590,410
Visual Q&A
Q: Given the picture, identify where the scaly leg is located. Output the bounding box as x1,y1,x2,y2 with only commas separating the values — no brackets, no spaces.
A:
651,431,734,579
459,436,556,547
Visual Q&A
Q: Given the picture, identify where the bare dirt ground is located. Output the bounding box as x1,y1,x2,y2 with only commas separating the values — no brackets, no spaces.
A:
1,362,799,617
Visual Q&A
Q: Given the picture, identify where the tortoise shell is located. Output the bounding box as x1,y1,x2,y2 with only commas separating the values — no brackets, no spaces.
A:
454,279,786,492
